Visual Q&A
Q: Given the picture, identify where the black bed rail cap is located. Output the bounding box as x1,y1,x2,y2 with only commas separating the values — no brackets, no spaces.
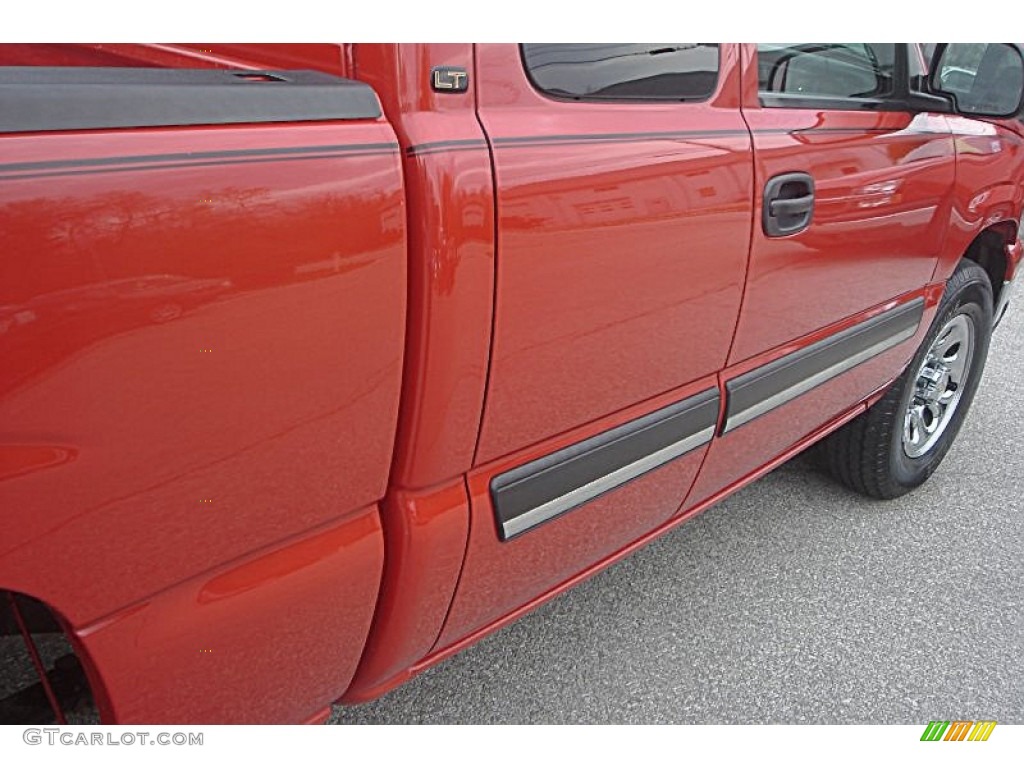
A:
0,67,382,133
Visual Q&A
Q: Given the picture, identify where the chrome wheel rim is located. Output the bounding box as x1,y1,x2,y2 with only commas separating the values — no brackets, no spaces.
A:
902,313,975,458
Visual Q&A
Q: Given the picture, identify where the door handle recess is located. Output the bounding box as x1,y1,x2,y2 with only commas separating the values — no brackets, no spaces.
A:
763,172,815,237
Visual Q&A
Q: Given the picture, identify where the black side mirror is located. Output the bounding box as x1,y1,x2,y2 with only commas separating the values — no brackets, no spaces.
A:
930,43,1024,118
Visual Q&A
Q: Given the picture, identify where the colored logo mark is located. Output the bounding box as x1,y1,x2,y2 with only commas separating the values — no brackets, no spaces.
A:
920,720,997,741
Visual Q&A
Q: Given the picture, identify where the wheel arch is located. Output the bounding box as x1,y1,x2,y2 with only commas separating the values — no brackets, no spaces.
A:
958,221,1015,307
0,587,110,723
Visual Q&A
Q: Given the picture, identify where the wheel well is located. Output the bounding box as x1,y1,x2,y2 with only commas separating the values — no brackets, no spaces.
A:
0,590,101,723
961,224,1013,306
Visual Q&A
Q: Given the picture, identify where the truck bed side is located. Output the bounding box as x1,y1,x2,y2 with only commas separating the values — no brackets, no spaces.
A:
0,61,405,722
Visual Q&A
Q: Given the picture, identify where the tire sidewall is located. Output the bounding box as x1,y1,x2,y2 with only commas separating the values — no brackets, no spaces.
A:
888,271,993,488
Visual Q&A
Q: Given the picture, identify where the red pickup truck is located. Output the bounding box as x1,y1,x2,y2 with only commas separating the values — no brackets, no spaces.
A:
1,42,1022,725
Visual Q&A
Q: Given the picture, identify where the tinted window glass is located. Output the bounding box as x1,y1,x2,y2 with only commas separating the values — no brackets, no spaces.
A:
757,44,896,102
521,44,719,101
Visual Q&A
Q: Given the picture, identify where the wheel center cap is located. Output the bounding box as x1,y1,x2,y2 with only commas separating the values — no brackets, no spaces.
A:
917,364,950,403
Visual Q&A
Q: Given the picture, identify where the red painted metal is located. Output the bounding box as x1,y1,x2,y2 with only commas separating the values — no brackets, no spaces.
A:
0,43,348,74
435,374,717,650
176,44,350,75
1007,240,1023,281
342,480,471,703
0,118,405,627
686,289,941,506
354,43,496,490
932,115,1024,284
76,505,384,724
0,44,164,68
730,45,957,364
2,42,1022,723
339,45,493,701
303,706,332,725
472,43,752,464
396,391,880,692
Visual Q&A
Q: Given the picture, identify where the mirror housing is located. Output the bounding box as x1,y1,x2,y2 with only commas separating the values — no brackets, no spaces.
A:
930,43,1024,118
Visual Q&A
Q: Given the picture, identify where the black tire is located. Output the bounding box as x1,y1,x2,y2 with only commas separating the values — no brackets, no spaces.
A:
818,260,994,499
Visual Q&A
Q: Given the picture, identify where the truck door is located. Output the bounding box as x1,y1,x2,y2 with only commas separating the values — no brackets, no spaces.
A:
686,43,956,504
433,44,753,648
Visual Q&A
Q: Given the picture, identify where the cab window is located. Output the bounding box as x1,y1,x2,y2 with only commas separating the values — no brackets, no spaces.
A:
521,44,719,102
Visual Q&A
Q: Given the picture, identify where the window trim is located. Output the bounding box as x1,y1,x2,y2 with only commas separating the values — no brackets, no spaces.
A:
759,94,894,111
518,44,721,105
